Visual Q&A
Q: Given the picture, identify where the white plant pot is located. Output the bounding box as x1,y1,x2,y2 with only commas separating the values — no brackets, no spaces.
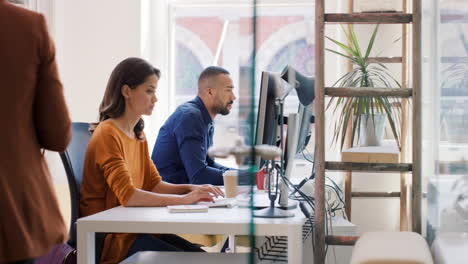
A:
356,0,397,12
358,114,386,147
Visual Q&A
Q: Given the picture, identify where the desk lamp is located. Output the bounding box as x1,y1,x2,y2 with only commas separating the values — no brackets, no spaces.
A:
280,65,315,106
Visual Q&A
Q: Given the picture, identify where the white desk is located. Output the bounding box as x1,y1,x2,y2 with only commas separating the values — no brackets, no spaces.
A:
77,206,305,264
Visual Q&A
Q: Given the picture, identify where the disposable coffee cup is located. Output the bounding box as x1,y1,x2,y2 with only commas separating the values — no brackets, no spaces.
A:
223,170,238,198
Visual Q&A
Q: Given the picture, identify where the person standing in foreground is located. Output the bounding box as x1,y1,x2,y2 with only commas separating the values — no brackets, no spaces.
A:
80,58,223,264
0,1,72,263
152,66,236,185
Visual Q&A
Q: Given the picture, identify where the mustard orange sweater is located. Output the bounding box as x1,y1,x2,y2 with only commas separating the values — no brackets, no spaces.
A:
80,121,162,264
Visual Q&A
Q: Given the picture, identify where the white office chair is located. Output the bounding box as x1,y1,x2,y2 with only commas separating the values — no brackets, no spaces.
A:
350,232,433,264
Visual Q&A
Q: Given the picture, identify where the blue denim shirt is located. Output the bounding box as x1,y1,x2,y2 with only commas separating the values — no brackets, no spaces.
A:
151,96,229,185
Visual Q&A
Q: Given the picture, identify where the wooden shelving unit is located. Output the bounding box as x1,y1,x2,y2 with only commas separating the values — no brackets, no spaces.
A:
341,144,403,218
313,0,422,262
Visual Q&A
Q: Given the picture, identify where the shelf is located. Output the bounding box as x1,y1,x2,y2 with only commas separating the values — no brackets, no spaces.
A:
441,14,468,24
325,13,412,24
441,57,468,64
342,145,400,163
325,87,413,97
368,57,403,63
352,191,401,198
325,161,412,172
439,160,468,175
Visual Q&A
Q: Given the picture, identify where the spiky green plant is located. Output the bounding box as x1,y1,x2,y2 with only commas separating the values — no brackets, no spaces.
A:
326,24,401,150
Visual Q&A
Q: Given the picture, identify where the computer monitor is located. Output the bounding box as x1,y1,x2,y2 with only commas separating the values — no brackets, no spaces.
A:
280,67,315,207
255,71,283,169
283,104,313,169
280,65,315,171
254,69,314,209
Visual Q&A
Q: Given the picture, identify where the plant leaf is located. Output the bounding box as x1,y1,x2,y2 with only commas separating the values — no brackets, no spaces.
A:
364,24,379,60
326,36,360,58
350,28,363,62
325,48,359,63
381,97,401,149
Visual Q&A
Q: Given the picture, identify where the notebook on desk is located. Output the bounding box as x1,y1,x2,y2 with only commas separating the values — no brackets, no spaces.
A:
167,205,209,213
167,198,236,213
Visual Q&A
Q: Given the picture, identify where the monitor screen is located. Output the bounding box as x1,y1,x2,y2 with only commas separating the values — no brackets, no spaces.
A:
255,71,283,168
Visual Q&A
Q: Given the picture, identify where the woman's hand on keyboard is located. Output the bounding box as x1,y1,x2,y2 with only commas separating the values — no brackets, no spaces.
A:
190,184,224,198
183,188,215,204
183,185,224,204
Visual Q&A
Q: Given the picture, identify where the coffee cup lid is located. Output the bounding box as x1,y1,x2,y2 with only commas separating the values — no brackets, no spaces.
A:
223,170,238,177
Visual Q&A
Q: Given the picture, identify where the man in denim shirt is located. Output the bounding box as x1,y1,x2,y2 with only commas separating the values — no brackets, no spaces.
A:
152,66,235,185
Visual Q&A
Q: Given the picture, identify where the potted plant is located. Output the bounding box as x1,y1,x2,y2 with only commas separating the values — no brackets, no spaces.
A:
326,24,401,150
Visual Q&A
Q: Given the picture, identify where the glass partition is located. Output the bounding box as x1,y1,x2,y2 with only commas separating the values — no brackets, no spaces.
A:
423,0,468,259
165,0,316,262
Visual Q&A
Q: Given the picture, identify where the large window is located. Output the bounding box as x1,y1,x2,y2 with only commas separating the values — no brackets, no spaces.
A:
158,0,316,166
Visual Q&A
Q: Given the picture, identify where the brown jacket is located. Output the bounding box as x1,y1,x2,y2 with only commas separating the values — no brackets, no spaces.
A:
0,1,71,262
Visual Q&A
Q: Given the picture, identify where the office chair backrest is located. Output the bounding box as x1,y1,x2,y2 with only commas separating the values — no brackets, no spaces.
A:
59,122,92,248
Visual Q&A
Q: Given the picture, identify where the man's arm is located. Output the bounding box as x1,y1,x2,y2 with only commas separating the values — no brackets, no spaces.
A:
175,114,225,185
179,138,225,185
209,159,230,171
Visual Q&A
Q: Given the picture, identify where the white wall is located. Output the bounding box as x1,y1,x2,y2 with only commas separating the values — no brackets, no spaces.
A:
41,0,143,227
55,0,142,122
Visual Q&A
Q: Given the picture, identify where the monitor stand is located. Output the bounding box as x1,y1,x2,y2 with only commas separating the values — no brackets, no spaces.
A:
253,206,294,218
278,178,297,209
277,112,300,210
237,192,298,210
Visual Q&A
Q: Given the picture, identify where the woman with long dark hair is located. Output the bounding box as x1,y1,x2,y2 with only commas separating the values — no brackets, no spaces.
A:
80,57,223,264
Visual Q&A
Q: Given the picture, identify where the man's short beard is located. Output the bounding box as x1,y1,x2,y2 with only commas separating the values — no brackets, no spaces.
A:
213,101,233,116
219,108,230,116
214,105,230,115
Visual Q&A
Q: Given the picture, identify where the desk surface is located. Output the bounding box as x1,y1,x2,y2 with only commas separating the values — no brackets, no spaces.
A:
78,201,357,264
78,206,305,236
78,206,306,264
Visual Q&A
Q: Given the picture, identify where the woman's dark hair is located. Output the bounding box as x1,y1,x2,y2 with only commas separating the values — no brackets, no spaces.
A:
96,57,160,140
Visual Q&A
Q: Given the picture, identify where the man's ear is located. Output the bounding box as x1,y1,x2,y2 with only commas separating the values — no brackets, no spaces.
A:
207,86,214,97
121,84,131,99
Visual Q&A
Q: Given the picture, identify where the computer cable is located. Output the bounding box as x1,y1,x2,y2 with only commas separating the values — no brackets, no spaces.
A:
291,146,317,197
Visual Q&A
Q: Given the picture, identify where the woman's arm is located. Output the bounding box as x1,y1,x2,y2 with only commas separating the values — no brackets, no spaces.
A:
152,182,224,197
125,187,219,207
151,181,192,194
